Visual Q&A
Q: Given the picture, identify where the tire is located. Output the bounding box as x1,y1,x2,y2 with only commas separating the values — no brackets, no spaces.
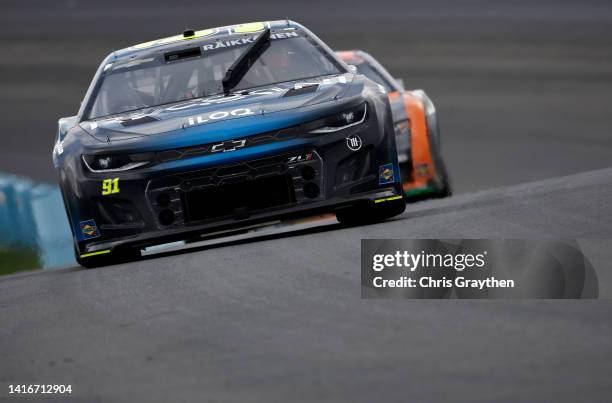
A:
76,254,108,269
400,134,451,201
431,147,452,198
399,161,413,186
336,197,406,226
428,113,452,198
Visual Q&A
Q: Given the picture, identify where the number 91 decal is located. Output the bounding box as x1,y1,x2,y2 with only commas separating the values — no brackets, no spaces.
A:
102,178,120,196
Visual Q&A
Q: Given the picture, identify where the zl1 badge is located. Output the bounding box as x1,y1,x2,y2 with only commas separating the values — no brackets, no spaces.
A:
102,178,120,195
379,163,396,184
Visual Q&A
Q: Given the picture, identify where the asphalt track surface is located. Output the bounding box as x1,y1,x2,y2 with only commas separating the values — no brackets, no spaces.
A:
1,0,612,402
1,168,612,402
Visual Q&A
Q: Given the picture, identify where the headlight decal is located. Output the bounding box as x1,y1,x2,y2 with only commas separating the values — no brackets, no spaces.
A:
308,103,367,134
82,154,152,173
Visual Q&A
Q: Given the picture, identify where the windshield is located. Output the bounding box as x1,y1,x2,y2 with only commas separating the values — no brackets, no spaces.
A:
353,61,395,92
88,31,342,119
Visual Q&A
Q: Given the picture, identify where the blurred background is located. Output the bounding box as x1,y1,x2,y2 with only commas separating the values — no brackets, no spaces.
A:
1,0,611,272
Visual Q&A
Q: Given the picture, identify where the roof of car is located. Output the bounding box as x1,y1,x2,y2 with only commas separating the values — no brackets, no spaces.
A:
113,20,301,59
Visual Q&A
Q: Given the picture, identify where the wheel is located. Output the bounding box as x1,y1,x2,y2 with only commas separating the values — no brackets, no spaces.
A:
76,254,107,269
336,197,406,226
399,160,413,186
430,146,452,198
428,113,452,198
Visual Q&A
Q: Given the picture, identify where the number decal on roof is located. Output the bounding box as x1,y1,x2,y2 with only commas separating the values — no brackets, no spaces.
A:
130,28,220,50
232,22,265,33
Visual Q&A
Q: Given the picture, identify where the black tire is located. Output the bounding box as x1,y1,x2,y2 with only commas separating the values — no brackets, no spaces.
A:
76,254,107,269
399,161,413,187
431,152,452,198
428,116,452,198
336,197,406,226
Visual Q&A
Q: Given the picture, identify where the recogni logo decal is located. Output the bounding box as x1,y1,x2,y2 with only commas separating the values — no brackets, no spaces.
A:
346,135,362,151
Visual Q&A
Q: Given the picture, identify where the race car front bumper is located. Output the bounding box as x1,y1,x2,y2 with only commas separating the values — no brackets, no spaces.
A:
62,102,402,258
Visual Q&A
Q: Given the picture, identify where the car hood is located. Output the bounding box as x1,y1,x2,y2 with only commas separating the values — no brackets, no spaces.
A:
80,74,356,143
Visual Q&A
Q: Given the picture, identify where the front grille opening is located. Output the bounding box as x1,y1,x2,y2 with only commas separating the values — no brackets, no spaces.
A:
94,197,144,226
335,147,372,188
184,175,295,222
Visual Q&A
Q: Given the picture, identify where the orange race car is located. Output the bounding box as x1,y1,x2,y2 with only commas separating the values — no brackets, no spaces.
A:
337,50,451,200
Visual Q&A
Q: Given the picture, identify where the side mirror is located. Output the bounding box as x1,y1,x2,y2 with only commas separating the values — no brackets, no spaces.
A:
57,116,78,142
347,64,358,74
394,78,405,91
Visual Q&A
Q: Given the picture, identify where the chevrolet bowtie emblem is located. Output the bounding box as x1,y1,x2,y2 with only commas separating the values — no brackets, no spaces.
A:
210,139,247,153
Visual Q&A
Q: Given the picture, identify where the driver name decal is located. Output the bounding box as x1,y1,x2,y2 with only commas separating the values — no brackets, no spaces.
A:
201,31,298,52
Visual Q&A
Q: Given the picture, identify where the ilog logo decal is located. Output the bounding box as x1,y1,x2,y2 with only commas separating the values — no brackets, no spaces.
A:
379,163,396,184
184,107,255,128
80,220,100,239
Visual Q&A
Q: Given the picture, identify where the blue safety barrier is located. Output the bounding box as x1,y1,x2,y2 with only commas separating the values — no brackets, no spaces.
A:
0,172,74,269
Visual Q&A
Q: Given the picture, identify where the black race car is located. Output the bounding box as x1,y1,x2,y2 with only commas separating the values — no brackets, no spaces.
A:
53,21,405,267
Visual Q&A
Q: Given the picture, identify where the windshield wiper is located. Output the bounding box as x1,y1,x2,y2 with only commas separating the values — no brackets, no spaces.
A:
222,28,271,96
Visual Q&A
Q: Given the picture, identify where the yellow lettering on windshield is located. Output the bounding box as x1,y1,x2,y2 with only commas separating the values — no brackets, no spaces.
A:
232,22,265,33
130,27,219,49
